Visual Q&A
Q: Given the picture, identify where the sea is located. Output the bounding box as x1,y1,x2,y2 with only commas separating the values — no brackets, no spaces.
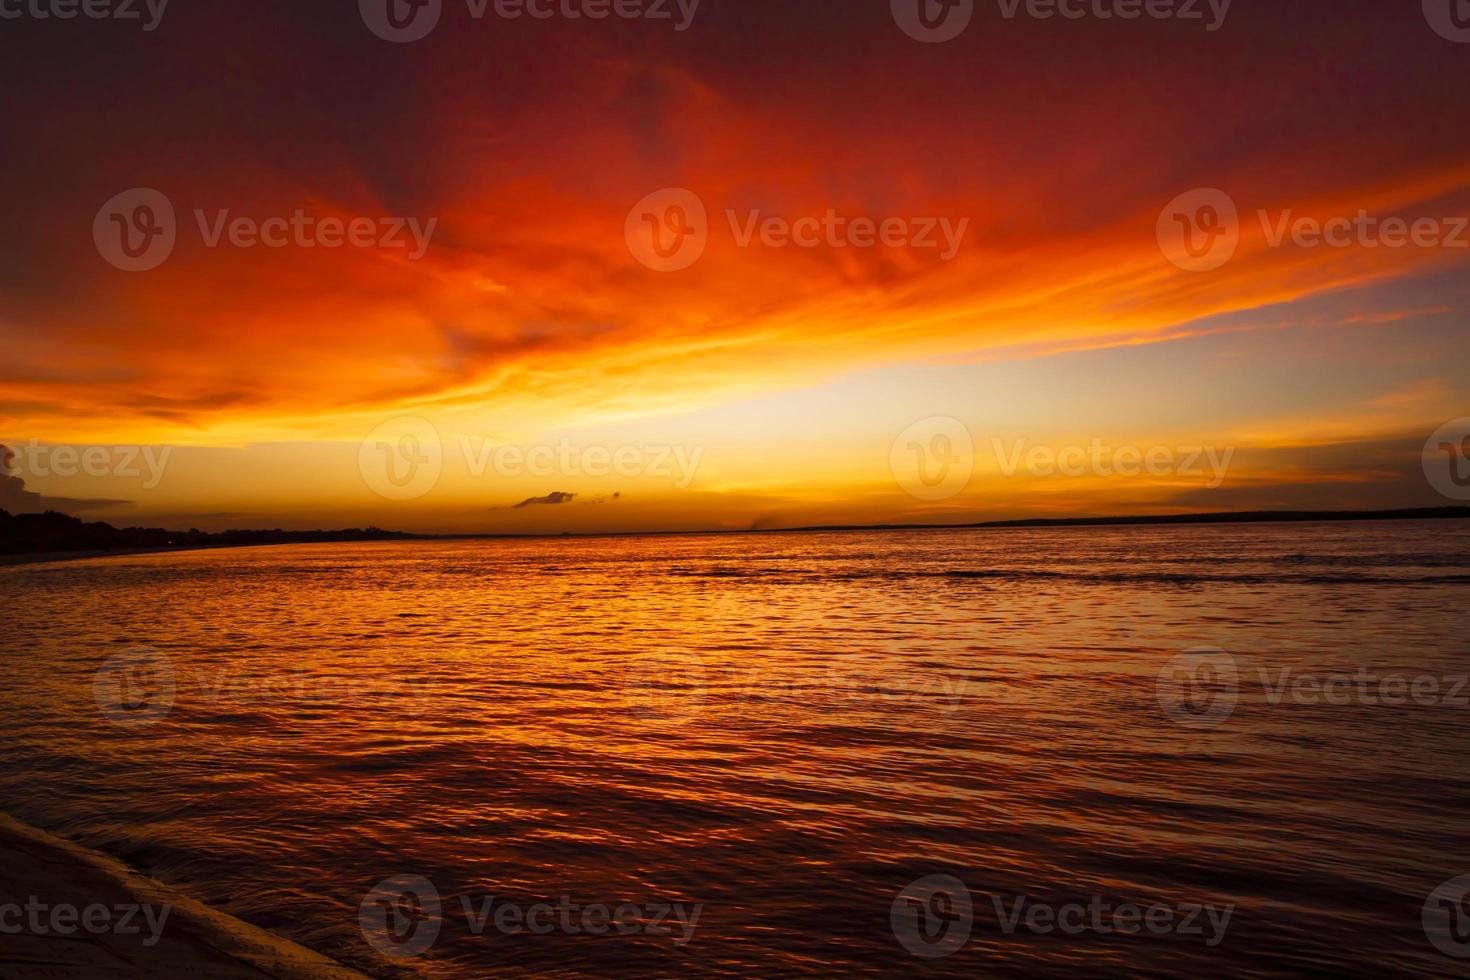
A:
2,520,1468,977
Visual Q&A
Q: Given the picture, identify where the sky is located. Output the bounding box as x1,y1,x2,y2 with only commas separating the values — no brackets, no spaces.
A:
2,0,1468,533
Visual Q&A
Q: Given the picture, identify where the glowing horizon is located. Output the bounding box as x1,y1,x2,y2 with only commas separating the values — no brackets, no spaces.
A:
2,2,1468,533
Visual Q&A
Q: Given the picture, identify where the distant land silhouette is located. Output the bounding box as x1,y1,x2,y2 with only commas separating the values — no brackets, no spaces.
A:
3,506,1467,561
0,509,414,559
774,506,1470,534
428,506,1470,539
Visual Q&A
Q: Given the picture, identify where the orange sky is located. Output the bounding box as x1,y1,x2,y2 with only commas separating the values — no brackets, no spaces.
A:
2,0,1468,532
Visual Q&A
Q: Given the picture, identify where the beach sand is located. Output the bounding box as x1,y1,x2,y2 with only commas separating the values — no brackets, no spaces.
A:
0,812,367,979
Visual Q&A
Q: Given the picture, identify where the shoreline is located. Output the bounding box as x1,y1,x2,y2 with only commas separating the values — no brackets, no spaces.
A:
0,545,237,568
3,507,1467,567
0,810,369,978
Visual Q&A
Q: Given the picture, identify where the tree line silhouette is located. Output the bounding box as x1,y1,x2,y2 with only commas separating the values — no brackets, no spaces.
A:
0,509,413,556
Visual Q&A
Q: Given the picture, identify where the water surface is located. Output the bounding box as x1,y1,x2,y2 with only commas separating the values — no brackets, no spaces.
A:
2,522,1467,976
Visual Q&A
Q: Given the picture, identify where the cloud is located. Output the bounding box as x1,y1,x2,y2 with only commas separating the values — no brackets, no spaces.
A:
4,5,1467,449
512,491,578,509
2,4,1467,534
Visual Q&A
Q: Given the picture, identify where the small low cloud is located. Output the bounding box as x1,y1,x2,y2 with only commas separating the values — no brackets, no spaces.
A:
513,491,578,509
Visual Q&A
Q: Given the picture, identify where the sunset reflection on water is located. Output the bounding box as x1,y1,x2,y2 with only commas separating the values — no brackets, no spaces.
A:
2,522,1468,976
